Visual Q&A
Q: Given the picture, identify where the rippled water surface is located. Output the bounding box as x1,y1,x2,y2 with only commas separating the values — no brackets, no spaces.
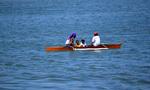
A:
0,0,150,90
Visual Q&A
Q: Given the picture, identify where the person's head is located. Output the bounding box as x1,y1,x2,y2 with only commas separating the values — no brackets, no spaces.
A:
94,32,99,36
81,39,85,44
76,40,80,45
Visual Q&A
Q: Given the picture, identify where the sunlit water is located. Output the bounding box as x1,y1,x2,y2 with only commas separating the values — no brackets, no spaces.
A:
0,0,150,90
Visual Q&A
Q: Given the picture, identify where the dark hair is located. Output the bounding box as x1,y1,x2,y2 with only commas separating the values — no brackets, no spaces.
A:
76,40,79,43
81,39,85,44
94,33,98,36
76,40,80,45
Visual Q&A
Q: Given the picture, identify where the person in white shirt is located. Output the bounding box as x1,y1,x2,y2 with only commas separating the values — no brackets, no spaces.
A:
91,32,100,46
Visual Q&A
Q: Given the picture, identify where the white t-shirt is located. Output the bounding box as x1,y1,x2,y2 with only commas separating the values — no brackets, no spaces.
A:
65,38,74,45
92,36,100,46
81,43,86,47
65,39,70,45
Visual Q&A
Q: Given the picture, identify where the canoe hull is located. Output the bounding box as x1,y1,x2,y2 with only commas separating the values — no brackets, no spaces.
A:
46,44,121,52
46,46,73,51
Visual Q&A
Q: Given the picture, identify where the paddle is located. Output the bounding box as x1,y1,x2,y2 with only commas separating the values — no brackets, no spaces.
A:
101,43,108,48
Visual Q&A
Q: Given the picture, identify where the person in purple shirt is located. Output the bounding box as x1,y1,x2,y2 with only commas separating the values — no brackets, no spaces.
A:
65,32,76,46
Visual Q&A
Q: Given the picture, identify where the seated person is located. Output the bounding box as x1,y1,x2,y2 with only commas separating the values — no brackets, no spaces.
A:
65,32,76,46
75,40,82,47
91,32,100,46
80,39,86,47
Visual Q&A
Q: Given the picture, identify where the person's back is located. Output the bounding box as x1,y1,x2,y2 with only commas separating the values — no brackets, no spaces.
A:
75,40,82,47
92,32,100,46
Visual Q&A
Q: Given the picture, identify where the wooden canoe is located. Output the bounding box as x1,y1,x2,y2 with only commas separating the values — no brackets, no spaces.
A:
46,43,121,52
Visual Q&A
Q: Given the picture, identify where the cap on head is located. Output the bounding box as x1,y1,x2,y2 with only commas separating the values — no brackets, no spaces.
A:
94,32,99,36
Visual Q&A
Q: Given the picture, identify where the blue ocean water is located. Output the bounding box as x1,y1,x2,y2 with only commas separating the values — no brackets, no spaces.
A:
0,0,150,90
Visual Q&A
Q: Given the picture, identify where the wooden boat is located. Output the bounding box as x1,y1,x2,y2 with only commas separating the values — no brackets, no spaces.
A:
46,43,121,52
